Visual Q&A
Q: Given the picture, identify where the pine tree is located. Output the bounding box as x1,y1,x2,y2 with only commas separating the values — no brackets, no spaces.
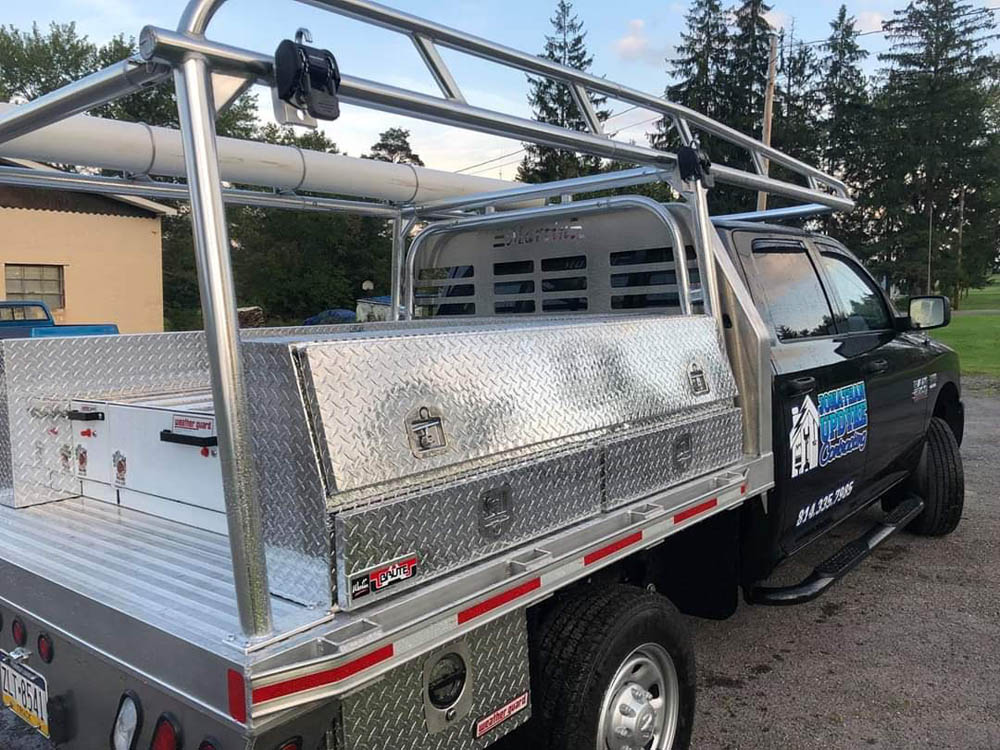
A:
817,6,872,251
704,0,773,212
654,0,730,148
366,128,424,166
517,0,608,183
873,0,998,296
723,0,774,138
773,24,823,165
819,6,870,178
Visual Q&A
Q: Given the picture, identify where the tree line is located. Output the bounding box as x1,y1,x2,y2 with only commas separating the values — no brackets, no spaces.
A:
2,1,998,326
519,0,999,302
0,24,422,328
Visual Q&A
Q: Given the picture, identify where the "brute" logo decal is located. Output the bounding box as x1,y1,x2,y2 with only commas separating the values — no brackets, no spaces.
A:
350,555,419,601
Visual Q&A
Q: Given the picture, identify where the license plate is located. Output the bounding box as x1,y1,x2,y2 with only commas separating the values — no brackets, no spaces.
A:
1,651,49,739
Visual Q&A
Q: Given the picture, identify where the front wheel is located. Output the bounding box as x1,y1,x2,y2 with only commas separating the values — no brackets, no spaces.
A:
908,416,964,536
529,584,696,750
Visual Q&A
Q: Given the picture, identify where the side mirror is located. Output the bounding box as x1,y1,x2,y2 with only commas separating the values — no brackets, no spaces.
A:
908,295,951,331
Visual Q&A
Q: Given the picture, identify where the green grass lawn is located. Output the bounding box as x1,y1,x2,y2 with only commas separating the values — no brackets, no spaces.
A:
959,275,1000,311
932,314,1000,377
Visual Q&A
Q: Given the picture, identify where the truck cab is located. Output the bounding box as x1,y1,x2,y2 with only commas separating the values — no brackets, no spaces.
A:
0,300,118,339
716,221,963,597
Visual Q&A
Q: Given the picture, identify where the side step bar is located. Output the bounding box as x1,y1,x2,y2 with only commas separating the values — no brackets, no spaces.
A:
748,495,925,606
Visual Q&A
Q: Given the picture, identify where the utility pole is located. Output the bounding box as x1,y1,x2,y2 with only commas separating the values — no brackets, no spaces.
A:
955,185,965,308
926,200,934,295
757,33,779,212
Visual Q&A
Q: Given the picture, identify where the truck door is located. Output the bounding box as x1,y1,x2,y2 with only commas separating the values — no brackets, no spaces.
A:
812,243,928,483
736,235,871,554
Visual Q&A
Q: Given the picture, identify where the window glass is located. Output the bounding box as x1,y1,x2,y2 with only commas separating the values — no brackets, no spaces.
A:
5,264,64,311
819,253,891,332
752,247,837,341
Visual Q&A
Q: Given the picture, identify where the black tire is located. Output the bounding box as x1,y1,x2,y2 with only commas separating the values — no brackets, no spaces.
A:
908,416,964,536
528,584,696,750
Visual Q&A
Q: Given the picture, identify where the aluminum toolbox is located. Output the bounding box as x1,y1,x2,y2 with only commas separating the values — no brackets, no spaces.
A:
243,313,743,609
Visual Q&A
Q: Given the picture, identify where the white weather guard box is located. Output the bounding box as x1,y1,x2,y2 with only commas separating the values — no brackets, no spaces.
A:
70,391,226,534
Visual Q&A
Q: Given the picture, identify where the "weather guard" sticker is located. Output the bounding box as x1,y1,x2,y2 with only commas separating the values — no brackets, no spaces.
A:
789,381,868,478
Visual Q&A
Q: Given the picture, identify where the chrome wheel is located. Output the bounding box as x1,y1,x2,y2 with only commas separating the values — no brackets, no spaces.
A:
597,642,680,750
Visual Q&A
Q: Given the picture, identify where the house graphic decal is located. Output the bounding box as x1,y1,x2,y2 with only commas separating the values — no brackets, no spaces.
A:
789,395,820,478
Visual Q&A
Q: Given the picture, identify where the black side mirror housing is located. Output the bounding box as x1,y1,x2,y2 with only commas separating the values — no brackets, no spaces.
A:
906,295,951,331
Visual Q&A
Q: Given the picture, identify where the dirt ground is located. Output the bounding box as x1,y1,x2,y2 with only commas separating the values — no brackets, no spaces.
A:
2,384,998,749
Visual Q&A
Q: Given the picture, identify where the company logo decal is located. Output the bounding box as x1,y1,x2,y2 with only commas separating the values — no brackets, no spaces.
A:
474,692,529,739
493,219,584,248
350,555,419,601
789,381,868,478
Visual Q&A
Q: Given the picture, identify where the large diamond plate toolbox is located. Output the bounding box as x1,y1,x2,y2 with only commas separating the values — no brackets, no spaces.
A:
242,314,742,609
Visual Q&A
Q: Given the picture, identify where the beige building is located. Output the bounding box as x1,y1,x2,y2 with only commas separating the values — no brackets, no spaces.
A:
0,161,174,334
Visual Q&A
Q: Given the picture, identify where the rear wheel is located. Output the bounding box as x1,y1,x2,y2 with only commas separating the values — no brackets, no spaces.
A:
529,584,696,750
908,416,964,536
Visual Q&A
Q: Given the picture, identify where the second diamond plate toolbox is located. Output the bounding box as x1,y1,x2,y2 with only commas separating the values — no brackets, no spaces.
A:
242,313,743,609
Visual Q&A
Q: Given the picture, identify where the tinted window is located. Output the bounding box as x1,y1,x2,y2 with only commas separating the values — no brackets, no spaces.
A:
819,253,891,332
753,247,837,342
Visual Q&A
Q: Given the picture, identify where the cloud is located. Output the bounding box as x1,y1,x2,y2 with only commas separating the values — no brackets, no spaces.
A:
764,10,790,31
856,11,886,33
614,19,669,66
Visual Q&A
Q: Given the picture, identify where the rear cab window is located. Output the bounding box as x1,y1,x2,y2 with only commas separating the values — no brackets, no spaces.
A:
749,240,838,343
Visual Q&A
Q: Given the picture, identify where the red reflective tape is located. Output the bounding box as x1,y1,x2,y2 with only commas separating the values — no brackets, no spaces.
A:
251,644,394,705
227,669,247,723
457,578,541,625
584,531,643,566
673,497,718,525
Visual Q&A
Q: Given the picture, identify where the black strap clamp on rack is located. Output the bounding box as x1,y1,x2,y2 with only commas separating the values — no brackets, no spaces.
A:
274,30,342,121
677,142,715,188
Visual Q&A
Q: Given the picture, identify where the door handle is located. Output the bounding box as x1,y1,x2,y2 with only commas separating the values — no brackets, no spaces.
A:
864,358,889,375
160,430,218,448
783,376,816,396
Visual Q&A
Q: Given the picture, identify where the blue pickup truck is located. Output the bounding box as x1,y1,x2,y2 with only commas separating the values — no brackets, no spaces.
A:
0,300,118,339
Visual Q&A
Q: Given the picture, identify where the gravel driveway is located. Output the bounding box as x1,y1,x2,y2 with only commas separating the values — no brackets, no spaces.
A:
3,388,998,749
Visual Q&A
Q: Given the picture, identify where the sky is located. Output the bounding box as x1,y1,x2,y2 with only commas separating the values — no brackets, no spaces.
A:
6,0,999,179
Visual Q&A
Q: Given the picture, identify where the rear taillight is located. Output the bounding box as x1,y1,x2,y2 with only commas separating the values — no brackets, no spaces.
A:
37,633,54,663
198,739,220,750
110,692,142,750
150,713,182,750
275,739,302,750
11,618,26,647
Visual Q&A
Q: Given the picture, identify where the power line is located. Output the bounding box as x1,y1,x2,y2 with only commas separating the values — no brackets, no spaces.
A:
461,112,664,177
796,4,999,47
455,104,644,174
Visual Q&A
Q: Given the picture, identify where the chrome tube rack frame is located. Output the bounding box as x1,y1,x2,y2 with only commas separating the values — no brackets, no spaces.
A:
0,0,845,639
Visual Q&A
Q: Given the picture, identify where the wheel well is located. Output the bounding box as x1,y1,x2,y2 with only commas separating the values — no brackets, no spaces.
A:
933,382,964,446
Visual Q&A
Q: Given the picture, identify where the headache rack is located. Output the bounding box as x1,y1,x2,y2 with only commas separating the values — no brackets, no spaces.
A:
0,0,850,659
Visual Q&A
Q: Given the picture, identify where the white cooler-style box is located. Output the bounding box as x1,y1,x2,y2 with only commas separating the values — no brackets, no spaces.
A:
69,390,225,533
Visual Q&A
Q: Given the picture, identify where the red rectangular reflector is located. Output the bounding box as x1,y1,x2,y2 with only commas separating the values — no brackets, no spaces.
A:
673,497,718,525
227,668,247,723
457,578,541,625
583,531,643,566
251,644,394,706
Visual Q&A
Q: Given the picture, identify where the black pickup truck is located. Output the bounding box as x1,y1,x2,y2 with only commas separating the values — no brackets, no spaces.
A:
718,221,963,605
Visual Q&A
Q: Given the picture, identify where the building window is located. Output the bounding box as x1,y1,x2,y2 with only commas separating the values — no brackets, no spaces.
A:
5,264,65,311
